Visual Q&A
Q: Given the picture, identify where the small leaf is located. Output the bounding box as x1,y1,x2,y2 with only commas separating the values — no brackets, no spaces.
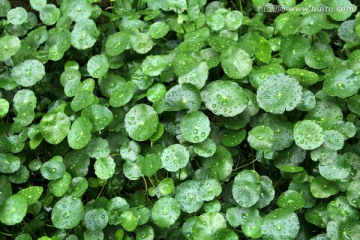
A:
0,35,21,61
39,4,60,25
40,156,66,180
124,104,159,141
40,111,71,145
11,59,45,87
293,120,324,150
247,125,274,151
149,21,169,39
7,7,27,25
81,104,113,132
257,74,303,114
221,46,252,79
201,80,248,117
261,208,300,240
277,190,305,211
180,111,210,143
83,208,108,231
0,194,27,225
161,144,189,172
87,55,109,79
51,196,84,229
71,19,99,50
94,156,115,180
67,117,92,150
105,31,130,56
0,153,20,174
310,176,338,199
192,212,227,239
151,197,180,228
17,186,43,205
232,170,261,207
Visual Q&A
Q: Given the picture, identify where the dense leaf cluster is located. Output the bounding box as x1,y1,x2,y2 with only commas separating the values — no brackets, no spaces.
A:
0,0,360,239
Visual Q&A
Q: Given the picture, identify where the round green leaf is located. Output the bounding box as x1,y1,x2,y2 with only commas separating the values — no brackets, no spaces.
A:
85,137,110,159
199,179,222,201
194,138,216,157
141,55,169,76
11,59,45,87
232,170,261,207
305,100,343,130
319,155,351,181
105,31,129,56
221,46,252,79
52,196,84,230
324,0,356,21
247,125,274,151
201,80,248,117
67,117,92,149
30,0,46,11
68,177,88,198
147,83,166,103
7,7,27,25
83,208,108,231
207,12,225,31
119,209,137,232
136,225,154,240
323,67,360,98
81,104,114,132
149,21,169,39
39,4,60,25
40,156,66,180
9,165,29,184
323,130,345,151
192,212,227,239
0,35,21,61
158,178,174,195
293,120,324,150
123,161,142,180
94,156,115,180
107,197,129,225
66,0,93,22
165,83,201,112
71,19,99,50
87,55,109,79
256,176,275,209
109,81,136,107
305,43,334,69
257,74,303,114
161,144,189,172
225,10,243,30
124,104,158,141
0,194,27,225
201,145,233,181
131,32,153,54
347,180,360,208
261,208,300,240
304,204,328,228
138,154,162,177
180,111,210,143
151,197,180,228
277,190,305,211
0,99,9,118
178,61,209,90
17,186,43,205
0,153,20,174
279,35,311,68
175,180,203,213
296,89,316,111
347,94,360,115
49,171,71,197
310,175,338,199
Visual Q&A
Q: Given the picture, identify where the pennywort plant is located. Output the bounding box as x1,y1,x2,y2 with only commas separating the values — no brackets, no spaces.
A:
0,0,359,239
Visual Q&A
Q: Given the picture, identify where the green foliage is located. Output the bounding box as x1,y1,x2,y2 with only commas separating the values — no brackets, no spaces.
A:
0,0,359,239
